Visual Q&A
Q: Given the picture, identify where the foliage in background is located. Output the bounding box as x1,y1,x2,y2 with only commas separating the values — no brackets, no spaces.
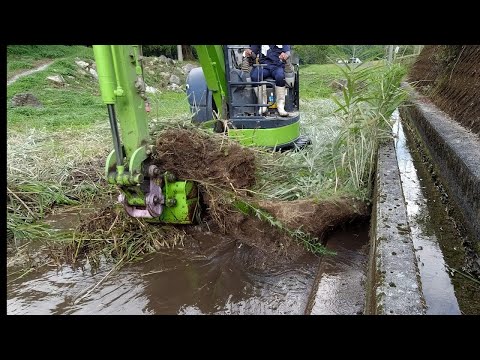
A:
142,45,197,60
293,45,386,64
293,45,332,64
7,45,93,59
142,45,177,58
141,45,416,65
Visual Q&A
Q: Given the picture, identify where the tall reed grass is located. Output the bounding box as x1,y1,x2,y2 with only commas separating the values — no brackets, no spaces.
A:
255,61,407,202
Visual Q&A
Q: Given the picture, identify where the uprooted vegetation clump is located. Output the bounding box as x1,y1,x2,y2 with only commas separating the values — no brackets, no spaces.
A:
65,124,370,268
153,128,257,190
152,127,369,260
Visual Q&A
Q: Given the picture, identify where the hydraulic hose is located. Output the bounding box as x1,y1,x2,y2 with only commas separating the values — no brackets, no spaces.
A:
107,104,124,166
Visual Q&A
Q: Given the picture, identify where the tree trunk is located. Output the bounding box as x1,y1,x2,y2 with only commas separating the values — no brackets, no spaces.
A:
177,45,183,61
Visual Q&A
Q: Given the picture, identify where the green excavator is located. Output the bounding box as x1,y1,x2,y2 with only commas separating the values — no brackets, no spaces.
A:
93,45,309,224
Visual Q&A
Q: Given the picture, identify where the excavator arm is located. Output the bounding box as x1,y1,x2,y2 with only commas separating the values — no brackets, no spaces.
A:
93,45,198,223
193,45,229,119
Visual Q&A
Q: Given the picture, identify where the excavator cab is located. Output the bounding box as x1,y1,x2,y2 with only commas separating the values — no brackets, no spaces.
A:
187,45,310,150
226,45,299,118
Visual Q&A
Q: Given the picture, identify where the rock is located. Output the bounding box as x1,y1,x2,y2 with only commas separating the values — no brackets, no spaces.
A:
182,63,196,75
75,60,98,79
159,55,168,63
88,68,98,79
11,93,42,107
75,60,90,69
47,74,65,85
169,74,181,85
330,79,347,91
167,58,175,66
167,83,183,92
160,72,170,78
146,86,158,94
148,69,155,75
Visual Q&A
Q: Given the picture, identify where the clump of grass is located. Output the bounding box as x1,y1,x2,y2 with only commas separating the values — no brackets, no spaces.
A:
7,123,113,247
153,124,332,256
65,205,186,269
7,211,56,245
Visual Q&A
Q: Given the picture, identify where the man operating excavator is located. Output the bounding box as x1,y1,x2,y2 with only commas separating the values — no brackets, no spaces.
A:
244,45,291,117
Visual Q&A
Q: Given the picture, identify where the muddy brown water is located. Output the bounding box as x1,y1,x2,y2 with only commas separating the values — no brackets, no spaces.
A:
7,221,369,315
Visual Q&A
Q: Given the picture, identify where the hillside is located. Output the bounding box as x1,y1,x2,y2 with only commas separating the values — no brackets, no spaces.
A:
408,45,480,136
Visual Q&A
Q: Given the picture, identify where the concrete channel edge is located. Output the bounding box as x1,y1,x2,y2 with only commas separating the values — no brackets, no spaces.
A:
365,139,426,315
398,84,480,244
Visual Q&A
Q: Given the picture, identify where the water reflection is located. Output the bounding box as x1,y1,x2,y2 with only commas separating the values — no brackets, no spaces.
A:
393,110,460,315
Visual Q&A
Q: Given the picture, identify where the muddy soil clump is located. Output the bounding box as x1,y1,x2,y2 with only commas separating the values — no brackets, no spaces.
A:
152,128,369,264
153,128,256,190
258,198,369,240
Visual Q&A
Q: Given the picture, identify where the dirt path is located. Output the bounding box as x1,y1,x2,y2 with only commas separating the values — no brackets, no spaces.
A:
7,60,54,86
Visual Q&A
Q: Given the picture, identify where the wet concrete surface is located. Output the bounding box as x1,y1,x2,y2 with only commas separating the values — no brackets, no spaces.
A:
393,114,461,315
367,136,425,315
7,222,370,315
306,222,368,315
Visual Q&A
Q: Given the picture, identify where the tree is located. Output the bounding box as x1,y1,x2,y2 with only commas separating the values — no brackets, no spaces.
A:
177,45,183,61
292,45,330,64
